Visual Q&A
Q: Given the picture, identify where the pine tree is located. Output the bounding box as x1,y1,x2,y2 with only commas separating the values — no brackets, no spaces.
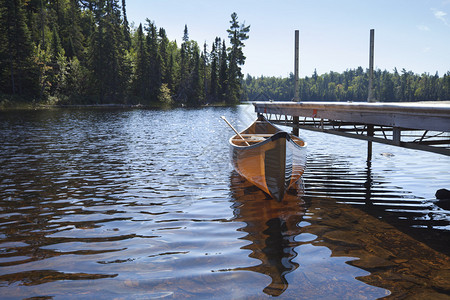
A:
158,28,169,85
441,72,450,100
145,20,161,102
43,25,68,97
188,42,202,106
201,42,208,103
218,40,228,102
0,0,37,96
166,41,179,94
64,0,84,59
89,0,128,103
380,70,395,101
178,25,191,104
209,37,221,102
183,24,189,43
51,26,64,60
0,2,8,92
132,23,149,101
226,12,250,104
121,0,131,49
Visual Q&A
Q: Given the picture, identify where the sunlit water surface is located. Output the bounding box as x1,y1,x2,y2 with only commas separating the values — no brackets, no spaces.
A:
0,106,449,299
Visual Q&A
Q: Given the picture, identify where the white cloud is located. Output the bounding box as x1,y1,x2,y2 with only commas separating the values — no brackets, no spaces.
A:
434,10,447,20
417,24,430,31
433,9,449,26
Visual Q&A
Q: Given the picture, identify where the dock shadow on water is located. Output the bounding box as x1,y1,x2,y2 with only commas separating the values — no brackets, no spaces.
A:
0,107,449,299
297,154,450,299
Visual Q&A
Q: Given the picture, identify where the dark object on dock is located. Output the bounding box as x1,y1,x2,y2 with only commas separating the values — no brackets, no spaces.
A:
226,115,307,202
435,189,450,210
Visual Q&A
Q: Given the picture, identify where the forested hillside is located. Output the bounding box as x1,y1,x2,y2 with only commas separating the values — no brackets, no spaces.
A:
242,67,450,102
0,0,250,107
1,0,448,107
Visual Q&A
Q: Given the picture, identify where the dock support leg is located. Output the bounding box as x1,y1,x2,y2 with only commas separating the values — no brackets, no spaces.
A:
292,116,299,136
393,127,401,145
367,141,373,162
367,125,374,162
365,125,374,205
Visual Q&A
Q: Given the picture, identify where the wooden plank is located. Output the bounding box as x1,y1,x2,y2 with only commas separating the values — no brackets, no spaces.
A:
254,101,450,114
254,101,450,132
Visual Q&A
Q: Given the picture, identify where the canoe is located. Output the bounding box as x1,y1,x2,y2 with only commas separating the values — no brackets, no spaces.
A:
228,114,307,201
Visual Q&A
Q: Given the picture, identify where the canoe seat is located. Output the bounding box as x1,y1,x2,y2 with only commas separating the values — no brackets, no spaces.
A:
240,134,274,137
232,137,266,143
233,133,305,146
233,134,270,143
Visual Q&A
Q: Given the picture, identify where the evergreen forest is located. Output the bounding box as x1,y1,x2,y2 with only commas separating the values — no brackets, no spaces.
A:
0,0,250,107
242,68,450,102
1,0,448,108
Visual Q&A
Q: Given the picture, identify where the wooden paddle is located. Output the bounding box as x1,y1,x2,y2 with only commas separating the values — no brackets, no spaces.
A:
221,116,250,146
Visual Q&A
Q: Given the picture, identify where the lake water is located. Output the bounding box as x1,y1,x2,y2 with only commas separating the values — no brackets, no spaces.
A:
0,105,449,299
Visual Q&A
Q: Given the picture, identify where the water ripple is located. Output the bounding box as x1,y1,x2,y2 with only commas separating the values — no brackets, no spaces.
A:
0,107,449,299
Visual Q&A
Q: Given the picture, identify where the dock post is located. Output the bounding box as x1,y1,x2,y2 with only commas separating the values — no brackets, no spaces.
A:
294,30,299,102
368,29,375,102
367,125,374,162
393,128,401,145
293,30,300,136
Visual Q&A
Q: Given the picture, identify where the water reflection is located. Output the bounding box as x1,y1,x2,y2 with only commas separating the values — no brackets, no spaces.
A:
228,171,391,299
299,193,450,299
0,270,117,286
0,107,449,299
261,218,298,295
301,153,450,298
229,158,450,298
229,171,304,296
304,153,450,256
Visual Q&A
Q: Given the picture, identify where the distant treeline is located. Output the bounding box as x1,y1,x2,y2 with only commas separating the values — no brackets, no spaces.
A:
0,0,250,107
242,67,450,102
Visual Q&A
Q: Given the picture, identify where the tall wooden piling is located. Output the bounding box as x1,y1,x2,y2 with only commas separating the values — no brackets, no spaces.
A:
367,29,375,159
293,30,300,136
294,30,299,102
368,29,375,103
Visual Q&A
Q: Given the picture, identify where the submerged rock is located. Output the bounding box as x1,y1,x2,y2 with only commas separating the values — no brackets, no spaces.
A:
380,152,394,157
435,188,450,200
435,189,450,210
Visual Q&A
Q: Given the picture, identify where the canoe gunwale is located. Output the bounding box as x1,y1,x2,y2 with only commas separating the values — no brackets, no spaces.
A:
228,115,307,151
229,131,306,152
227,115,307,201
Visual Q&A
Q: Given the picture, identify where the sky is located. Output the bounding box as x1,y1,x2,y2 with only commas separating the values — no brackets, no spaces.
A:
126,0,450,78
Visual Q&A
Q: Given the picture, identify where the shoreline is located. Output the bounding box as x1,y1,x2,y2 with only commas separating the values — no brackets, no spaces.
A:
0,102,235,111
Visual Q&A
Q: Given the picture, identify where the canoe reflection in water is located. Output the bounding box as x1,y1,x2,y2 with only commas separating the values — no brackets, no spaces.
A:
229,171,305,296
228,168,450,299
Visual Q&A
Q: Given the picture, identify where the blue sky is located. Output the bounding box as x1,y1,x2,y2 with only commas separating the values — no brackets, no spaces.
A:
126,0,450,77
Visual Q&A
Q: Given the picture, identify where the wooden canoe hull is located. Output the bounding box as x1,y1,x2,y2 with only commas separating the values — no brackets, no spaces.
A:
229,116,307,201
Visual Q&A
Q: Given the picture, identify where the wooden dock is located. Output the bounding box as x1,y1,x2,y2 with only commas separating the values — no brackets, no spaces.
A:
253,101,450,156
